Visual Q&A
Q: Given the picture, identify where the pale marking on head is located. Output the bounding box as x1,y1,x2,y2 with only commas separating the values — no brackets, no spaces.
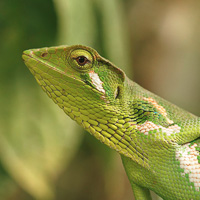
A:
89,71,105,94
143,97,174,124
176,143,200,191
137,121,181,136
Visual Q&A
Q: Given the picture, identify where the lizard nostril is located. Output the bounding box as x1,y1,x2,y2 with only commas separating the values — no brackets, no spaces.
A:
41,52,48,57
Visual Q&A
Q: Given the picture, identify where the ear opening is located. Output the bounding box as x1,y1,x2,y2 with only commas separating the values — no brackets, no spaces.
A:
115,86,121,99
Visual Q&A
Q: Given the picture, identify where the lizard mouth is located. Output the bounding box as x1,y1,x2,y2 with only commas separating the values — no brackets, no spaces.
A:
22,50,84,84
22,50,67,75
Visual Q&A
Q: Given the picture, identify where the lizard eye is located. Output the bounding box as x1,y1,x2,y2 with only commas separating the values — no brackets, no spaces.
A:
69,49,93,72
75,56,89,66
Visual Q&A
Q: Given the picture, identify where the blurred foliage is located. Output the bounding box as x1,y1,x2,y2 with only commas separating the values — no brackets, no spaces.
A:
0,0,200,200
129,0,200,116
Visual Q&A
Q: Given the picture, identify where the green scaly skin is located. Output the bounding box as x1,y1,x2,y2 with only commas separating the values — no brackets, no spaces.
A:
22,45,200,200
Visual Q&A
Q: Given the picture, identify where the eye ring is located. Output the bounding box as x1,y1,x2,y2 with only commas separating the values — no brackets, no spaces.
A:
75,56,89,66
69,49,93,72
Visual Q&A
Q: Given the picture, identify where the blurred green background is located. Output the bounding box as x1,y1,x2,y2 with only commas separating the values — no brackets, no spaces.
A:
0,0,200,200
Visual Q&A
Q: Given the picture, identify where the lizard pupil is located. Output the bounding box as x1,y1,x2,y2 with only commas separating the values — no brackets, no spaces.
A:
76,56,88,66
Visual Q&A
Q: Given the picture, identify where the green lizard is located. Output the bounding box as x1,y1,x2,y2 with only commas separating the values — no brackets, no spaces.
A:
22,45,200,200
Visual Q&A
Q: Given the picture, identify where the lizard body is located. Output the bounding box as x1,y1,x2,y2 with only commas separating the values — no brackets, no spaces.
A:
22,45,200,200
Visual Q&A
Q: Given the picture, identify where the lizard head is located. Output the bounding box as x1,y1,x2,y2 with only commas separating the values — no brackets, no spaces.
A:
22,45,137,161
22,45,126,111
